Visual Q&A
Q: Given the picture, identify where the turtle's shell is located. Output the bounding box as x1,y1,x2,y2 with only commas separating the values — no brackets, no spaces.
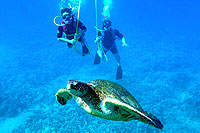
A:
88,80,144,111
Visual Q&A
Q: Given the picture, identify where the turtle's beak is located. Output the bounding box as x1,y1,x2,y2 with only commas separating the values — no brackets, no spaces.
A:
67,82,71,90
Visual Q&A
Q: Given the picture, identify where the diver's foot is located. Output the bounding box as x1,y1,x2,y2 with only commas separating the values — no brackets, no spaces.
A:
116,65,123,80
67,43,73,48
82,45,89,56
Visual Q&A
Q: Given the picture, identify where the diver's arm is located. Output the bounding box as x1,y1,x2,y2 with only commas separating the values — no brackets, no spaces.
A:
73,29,85,43
74,20,87,40
94,31,102,44
57,26,76,44
75,21,87,40
78,20,87,32
57,38,75,44
115,29,128,47
75,29,86,38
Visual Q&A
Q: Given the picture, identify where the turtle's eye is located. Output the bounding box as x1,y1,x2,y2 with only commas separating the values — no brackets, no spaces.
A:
72,81,78,86
68,80,78,85
68,80,79,90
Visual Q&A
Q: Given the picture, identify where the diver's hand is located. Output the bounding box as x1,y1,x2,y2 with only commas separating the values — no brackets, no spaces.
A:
74,33,79,40
94,39,98,44
122,43,128,47
69,39,76,45
94,37,101,44
122,37,128,47
79,30,85,35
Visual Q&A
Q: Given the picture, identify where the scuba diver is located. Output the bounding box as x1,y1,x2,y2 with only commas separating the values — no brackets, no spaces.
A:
57,8,89,56
94,19,128,80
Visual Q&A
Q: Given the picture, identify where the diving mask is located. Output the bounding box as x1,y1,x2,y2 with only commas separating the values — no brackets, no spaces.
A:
103,20,111,29
62,12,72,22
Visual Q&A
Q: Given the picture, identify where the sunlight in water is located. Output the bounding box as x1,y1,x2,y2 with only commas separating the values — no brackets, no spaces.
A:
102,0,113,18
58,0,86,12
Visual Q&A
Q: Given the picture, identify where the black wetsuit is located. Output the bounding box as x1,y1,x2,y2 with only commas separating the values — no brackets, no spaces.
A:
98,28,123,54
57,19,87,47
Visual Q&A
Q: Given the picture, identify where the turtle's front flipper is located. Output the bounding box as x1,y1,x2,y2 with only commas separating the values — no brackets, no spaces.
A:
57,96,67,105
55,89,72,105
102,97,163,129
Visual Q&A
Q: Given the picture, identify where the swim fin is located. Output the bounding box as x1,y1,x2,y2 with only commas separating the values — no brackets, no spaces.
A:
82,45,89,56
94,53,100,64
116,65,123,80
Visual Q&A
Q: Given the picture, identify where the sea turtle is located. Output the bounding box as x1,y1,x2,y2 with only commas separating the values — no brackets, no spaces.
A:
55,80,163,129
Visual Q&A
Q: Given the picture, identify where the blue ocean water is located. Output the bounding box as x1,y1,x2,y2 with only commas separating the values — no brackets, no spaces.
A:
0,0,200,132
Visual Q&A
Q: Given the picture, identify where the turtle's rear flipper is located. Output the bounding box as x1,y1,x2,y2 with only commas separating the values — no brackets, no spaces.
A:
116,65,123,80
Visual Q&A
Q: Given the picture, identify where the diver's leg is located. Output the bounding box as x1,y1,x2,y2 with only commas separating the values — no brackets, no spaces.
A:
113,53,121,66
94,52,100,64
113,54,123,79
111,44,121,66
81,37,90,56
111,45,123,79
82,42,89,56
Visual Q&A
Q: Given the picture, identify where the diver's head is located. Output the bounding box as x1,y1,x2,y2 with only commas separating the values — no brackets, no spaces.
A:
61,8,74,24
103,19,112,30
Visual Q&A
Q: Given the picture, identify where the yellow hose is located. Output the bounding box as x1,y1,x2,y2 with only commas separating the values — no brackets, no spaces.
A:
94,26,105,32
54,16,65,26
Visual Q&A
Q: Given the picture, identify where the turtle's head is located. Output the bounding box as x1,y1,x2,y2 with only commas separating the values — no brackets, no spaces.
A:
67,80,90,97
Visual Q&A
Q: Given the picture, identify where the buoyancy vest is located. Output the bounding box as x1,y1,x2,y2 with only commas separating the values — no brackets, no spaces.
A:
61,20,77,33
100,28,117,51
101,28,119,43
62,21,68,32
